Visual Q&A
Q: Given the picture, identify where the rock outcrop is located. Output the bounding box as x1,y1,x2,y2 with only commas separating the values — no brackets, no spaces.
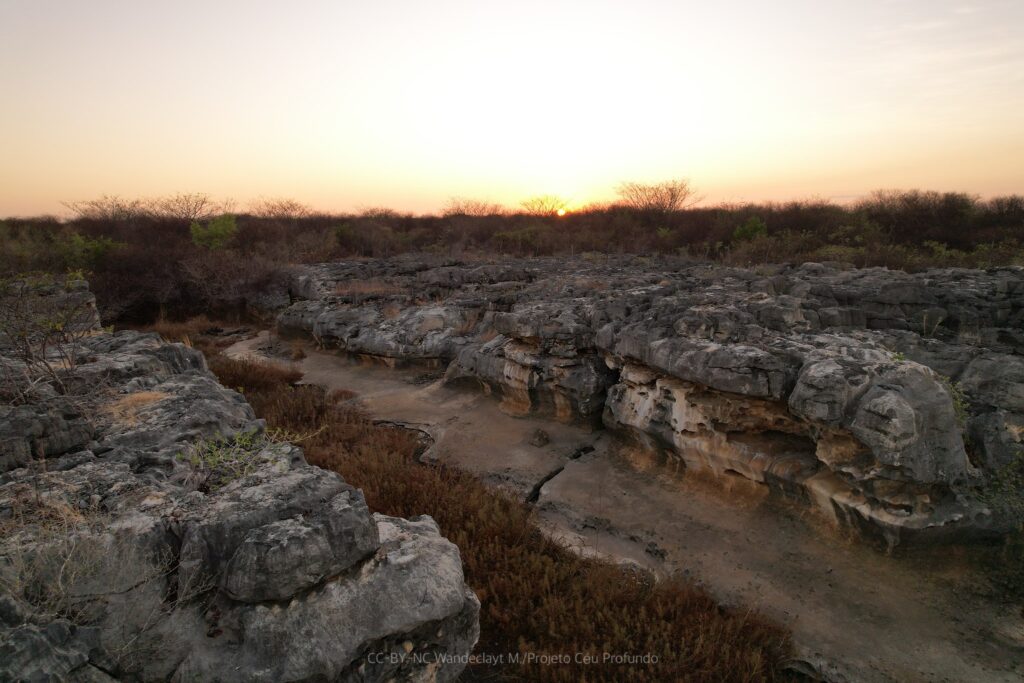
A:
276,256,1024,548
0,282,479,681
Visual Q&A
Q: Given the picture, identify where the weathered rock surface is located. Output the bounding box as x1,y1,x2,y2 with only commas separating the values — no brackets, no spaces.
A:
276,256,1024,547
0,287,479,681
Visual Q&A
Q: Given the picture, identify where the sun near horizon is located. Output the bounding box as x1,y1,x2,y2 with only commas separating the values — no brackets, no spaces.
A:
1,0,1023,217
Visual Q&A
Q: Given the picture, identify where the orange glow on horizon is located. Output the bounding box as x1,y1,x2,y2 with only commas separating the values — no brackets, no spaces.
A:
1,1,1022,217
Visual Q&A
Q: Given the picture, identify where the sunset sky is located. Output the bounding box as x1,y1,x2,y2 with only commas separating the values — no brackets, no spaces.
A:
2,0,1022,217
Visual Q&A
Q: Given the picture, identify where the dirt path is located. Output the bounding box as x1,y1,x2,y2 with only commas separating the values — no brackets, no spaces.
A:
227,334,1024,682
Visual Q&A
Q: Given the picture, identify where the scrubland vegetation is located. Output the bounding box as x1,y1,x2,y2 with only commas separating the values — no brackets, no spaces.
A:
3,186,1023,323
147,319,793,682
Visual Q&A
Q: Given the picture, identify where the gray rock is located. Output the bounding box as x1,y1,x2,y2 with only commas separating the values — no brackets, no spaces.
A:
276,257,1024,546
1,314,479,680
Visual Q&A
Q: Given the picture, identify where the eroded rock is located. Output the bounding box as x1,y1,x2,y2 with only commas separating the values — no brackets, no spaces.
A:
0,292,479,682
277,257,1024,547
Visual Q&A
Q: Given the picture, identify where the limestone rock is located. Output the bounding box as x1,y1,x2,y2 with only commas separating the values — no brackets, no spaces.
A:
0,306,479,681
277,257,1024,546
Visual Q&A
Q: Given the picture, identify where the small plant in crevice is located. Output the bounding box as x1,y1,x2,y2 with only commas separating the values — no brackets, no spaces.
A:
938,374,970,428
176,430,266,492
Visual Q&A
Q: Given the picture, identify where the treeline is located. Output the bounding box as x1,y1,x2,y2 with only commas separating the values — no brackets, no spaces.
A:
2,188,1022,322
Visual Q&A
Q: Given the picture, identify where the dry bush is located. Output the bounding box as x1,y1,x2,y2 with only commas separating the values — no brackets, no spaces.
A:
144,315,217,343
150,193,226,221
442,197,508,217
248,196,312,219
328,388,357,402
206,353,793,682
179,249,279,309
0,275,99,402
520,195,568,216
334,279,404,297
0,485,169,627
616,179,701,213
206,355,301,393
101,391,169,426
176,430,266,492
140,315,235,357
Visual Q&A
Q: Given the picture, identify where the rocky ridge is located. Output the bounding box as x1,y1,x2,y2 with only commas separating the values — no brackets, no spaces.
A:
0,282,479,682
277,256,1024,548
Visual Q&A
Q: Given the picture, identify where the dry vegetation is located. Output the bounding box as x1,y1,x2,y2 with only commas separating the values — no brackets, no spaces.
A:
3,188,1022,326
185,342,793,682
333,279,404,297
101,391,169,426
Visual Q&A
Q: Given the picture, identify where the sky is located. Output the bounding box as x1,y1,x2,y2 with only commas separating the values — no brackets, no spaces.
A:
1,0,1022,216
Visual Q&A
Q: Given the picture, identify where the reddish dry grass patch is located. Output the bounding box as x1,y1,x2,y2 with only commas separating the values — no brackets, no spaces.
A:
333,279,404,297
140,316,245,356
207,354,793,682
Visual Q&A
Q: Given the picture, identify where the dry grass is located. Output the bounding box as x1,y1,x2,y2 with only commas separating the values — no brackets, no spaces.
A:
207,354,302,393
207,353,793,682
140,316,236,356
333,279,404,297
101,391,169,426
381,302,403,319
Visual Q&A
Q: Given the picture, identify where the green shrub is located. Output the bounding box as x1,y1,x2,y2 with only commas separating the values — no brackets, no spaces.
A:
58,232,122,271
190,214,237,250
938,375,969,428
732,216,768,242
176,429,266,491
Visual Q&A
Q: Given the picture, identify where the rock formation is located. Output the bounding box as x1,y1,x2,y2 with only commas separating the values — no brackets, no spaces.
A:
0,280,479,681
277,256,1024,548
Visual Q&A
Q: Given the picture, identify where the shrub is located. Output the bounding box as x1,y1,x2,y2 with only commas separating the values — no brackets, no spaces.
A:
176,430,266,492
190,214,237,250
0,274,99,401
732,216,768,242
57,232,123,271
938,375,969,428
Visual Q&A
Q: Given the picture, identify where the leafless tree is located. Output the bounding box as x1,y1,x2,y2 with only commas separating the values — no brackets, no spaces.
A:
442,197,507,217
62,196,150,221
358,206,402,220
150,193,224,221
520,195,567,216
0,276,100,401
615,179,701,212
248,196,312,219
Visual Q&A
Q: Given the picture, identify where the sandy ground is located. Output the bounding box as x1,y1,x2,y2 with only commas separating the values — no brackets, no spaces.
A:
227,333,1024,682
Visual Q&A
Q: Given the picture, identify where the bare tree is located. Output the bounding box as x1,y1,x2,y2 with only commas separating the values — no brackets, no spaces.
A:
248,196,312,219
615,179,701,212
442,197,507,217
0,275,100,401
520,195,567,216
63,194,233,221
62,196,150,221
150,193,224,221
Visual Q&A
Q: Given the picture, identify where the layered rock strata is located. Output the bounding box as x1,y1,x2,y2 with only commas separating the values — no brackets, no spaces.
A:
276,256,1024,547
